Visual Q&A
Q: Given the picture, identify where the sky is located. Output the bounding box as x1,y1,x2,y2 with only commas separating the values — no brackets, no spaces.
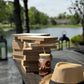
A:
4,0,75,17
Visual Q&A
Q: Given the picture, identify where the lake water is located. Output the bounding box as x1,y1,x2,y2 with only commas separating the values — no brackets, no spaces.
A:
31,27,82,38
4,27,82,56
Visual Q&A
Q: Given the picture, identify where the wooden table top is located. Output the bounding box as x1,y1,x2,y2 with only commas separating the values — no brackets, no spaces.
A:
14,50,84,84
14,60,42,84
14,56,84,84
12,33,50,38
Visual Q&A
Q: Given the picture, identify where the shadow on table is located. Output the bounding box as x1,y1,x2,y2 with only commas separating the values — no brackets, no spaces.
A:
51,58,67,73
51,57,84,72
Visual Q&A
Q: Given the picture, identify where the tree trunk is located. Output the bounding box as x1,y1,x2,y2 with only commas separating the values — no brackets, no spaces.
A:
14,0,23,33
23,0,30,33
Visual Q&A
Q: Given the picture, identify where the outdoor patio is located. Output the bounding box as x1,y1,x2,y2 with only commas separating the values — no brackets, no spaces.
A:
0,49,84,84
0,0,84,84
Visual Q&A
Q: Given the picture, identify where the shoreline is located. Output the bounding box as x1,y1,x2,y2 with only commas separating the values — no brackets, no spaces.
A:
30,24,82,29
0,24,82,30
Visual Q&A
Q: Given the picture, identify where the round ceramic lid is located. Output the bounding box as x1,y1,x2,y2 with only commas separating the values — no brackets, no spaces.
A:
39,53,50,57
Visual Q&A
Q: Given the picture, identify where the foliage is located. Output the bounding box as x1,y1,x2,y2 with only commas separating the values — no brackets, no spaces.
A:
0,28,4,36
69,0,84,41
5,2,14,26
70,14,80,25
29,7,49,25
0,0,82,28
39,12,49,25
50,17,56,25
29,9,35,25
29,7,40,24
71,34,82,43
0,1,23,26
57,12,66,19
69,0,84,24
65,15,72,19
0,0,6,22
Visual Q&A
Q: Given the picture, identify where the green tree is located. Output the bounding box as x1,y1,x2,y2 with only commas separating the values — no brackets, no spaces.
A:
0,0,6,22
70,14,80,24
5,1,14,27
29,10,35,26
51,17,56,25
69,0,84,41
29,7,49,25
39,12,49,25
30,7,39,24
0,28,4,36
57,12,66,19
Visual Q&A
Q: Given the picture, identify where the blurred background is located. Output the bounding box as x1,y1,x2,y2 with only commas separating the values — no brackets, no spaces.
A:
0,0,83,57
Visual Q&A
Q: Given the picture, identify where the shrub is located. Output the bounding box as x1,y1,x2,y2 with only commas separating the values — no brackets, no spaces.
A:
71,34,82,43
0,28,4,36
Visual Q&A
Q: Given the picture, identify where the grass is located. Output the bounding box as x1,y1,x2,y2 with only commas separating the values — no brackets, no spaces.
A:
30,24,82,28
0,25,15,29
0,24,82,29
56,40,73,50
